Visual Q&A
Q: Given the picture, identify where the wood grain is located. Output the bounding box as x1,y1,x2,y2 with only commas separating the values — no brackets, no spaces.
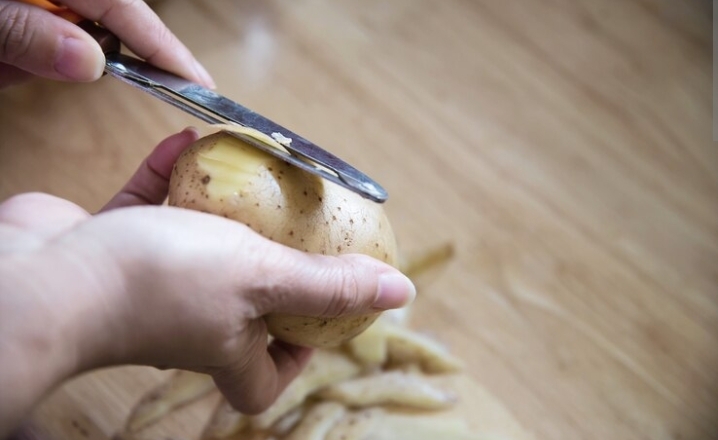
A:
0,0,715,439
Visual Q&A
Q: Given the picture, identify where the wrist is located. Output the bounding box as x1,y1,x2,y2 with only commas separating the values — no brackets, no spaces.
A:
37,237,131,372
0,239,127,432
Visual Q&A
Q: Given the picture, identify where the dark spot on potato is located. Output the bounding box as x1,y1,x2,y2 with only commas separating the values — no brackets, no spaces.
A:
300,238,305,243
283,327,290,331
255,202,260,207
337,245,342,252
318,196,323,202
375,243,379,247
277,204,281,209
332,215,337,221
268,166,273,171
349,219,354,224
299,209,304,214
303,190,308,196
289,230,294,236
201,175,211,184
337,206,341,211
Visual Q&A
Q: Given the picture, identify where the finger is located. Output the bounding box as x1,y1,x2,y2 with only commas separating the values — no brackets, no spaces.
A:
101,127,198,211
0,192,90,238
61,0,215,88
0,1,104,82
245,249,416,319
212,328,313,415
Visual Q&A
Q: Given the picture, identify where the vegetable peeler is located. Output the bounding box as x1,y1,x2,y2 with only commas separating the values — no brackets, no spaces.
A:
18,0,388,203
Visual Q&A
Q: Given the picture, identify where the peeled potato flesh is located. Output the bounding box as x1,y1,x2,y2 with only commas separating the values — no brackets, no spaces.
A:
283,402,346,440
124,370,216,433
317,370,457,410
249,349,361,430
201,399,248,440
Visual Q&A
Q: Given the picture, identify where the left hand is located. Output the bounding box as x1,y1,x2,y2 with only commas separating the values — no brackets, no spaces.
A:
0,128,415,437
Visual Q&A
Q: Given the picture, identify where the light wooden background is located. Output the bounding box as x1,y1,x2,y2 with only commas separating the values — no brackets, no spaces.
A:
0,1,715,439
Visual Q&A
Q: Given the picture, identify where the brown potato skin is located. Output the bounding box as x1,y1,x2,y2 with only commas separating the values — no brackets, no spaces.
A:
167,132,398,347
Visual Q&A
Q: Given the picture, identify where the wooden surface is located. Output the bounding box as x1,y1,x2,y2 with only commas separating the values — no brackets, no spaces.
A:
1,0,715,439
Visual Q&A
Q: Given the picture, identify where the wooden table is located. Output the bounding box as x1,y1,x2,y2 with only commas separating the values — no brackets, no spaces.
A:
1,1,715,439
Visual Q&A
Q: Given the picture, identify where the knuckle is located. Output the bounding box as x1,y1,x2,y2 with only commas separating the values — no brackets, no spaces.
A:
241,245,295,317
322,264,363,317
243,272,282,318
154,22,175,46
0,4,33,62
97,0,140,22
143,24,178,63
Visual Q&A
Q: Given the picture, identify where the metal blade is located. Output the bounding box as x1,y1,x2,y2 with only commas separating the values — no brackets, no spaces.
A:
104,53,388,203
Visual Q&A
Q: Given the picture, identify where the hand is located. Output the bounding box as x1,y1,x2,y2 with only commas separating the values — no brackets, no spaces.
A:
0,129,415,437
0,0,215,88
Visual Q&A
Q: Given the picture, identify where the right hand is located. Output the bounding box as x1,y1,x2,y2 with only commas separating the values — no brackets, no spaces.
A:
0,0,214,88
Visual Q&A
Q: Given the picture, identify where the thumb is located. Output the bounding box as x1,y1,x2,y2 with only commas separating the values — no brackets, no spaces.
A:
0,1,104,82
247,250,416,318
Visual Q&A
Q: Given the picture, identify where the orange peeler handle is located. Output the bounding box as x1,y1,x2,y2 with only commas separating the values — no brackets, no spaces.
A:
16,0,84,23
15,0,121,53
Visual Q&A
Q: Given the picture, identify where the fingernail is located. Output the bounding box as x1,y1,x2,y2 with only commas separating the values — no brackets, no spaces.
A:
55,37,104,82
193,60,216,89
182,126,200,138
374,273,416,310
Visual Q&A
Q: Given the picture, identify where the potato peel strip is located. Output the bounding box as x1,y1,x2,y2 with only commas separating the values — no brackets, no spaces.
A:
205,123,290,155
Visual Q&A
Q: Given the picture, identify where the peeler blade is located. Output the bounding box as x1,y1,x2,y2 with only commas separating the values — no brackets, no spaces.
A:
105,53,388,203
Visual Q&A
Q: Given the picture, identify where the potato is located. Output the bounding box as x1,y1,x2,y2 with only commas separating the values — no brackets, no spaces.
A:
167,130,399,347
